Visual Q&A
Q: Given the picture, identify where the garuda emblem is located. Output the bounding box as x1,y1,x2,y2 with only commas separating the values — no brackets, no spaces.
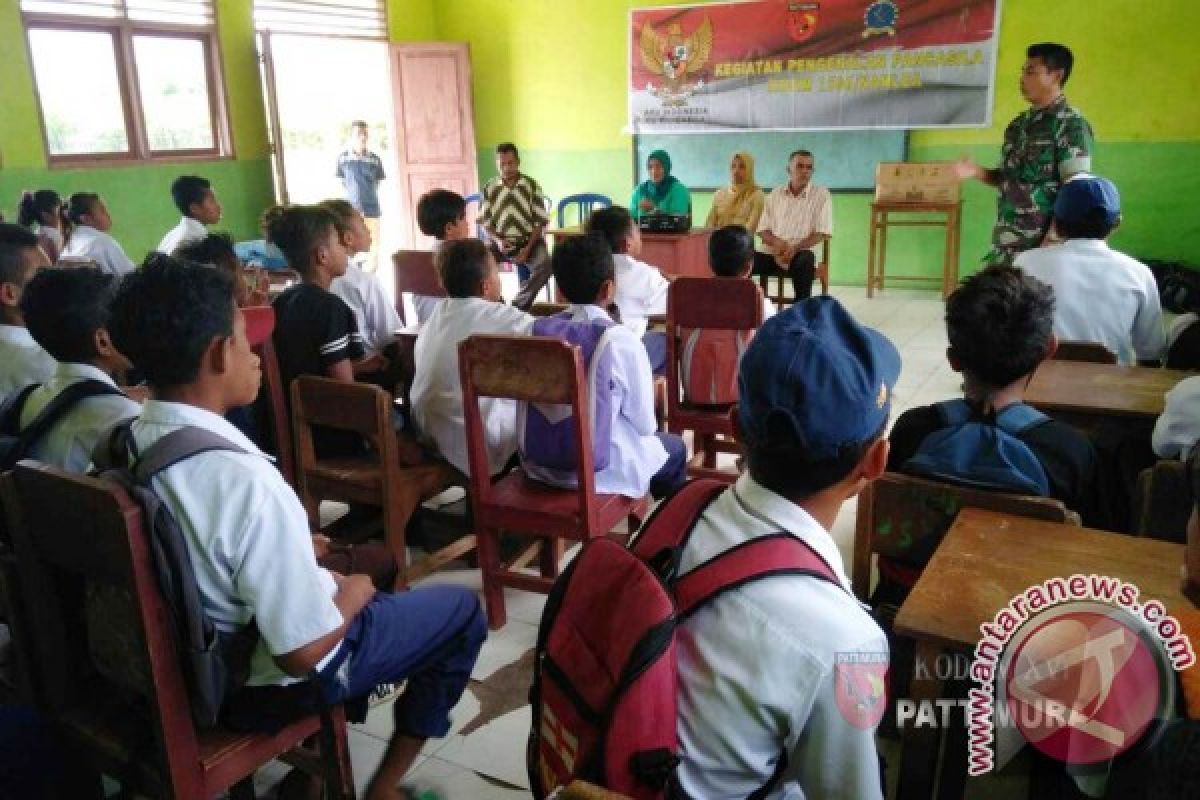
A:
639,16,713,107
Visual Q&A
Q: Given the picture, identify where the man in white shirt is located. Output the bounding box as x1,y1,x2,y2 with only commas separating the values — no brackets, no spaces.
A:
756,150,833,301
1015,175,1165,365
0,224,56,397
412,239,535,476
520,235,686,499
61,193,136,276
159,175,223,255
107,256,486,799
674,296,896,799
15,266,140,472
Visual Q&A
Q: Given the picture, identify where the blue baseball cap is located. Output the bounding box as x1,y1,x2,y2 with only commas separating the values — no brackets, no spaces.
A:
737,297,901,459
1054,175,1121,228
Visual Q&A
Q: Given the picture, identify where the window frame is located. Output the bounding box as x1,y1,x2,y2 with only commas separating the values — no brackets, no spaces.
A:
22,10,234,167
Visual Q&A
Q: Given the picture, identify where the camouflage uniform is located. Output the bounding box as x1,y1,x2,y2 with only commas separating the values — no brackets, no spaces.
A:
985,95,1093,266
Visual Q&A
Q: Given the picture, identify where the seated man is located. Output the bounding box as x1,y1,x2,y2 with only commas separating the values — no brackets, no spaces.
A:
674,296,895,799
107,256,486,800
478,142,551,311
1015,175,1165,366
755,150,832,302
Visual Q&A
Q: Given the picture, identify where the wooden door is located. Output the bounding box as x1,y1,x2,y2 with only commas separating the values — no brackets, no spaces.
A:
389,43,478,249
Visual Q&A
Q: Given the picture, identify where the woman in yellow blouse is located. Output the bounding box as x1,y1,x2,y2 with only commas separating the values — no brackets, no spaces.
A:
704,152,765,232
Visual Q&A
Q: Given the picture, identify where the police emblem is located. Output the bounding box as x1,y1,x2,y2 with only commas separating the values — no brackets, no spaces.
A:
863,0,898,38
835,651,890,729
787,2,820,43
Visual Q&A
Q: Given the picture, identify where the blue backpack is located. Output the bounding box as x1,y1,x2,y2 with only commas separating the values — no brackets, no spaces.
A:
518,313,619,480
902,399,1052,496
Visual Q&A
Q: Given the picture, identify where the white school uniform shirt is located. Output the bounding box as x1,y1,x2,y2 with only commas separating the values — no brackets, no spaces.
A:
613,252,669,337
0,325,56,398
62,225,136,276
1014,239,1165,365
1153,375,1200,460
762,295,778,320
331,263,402,356
676,474,887,800
521,304,667,497
411,297,535,476
757,184,834,256
157,216,207,255
19,362,140,473
128,400,344,687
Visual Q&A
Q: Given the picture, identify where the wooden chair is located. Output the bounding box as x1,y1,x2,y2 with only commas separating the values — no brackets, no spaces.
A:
1052,339,1118,364
665,277,762,482
852,471,1078,604
246,307,296,487
759,238,830,306
392,250,446,326
1133,460,1190,542
291,376,475,589
0,463,354,799
458,334,648,628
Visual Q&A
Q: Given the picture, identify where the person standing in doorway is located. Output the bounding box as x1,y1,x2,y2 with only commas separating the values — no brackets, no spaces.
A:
336,120,386,273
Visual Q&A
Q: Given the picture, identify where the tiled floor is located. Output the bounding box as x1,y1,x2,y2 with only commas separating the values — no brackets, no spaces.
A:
268,287,1011,799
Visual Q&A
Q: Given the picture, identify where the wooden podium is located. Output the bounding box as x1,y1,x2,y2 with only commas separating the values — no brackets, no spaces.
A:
548,227,710,278
866,162,962,299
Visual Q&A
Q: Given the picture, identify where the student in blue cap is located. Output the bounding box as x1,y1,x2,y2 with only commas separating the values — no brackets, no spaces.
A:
671,296,899,800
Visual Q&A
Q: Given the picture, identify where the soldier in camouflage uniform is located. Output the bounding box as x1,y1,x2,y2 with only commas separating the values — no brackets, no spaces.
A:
957,43,1093,266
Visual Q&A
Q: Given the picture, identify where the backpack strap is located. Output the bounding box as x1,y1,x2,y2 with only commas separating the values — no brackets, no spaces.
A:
673,532,842,619
933,398,972,427
133,427,249,483
629,479,727,566
0,384,41,435
993,402,1050,436
8,379,123,454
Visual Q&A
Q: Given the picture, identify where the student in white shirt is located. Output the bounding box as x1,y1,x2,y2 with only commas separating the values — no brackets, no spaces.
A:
414,189,472,324
324,198,402,357
1014,175,1165,366
107,255,485,800
15,266,140,472
159,175,222,255
60,192,136,276
709,224,777,320
523,234,686,499
1153,376,1200,461
586,205,670,373
674,297,896,799
411,239,535,477
0,224,56,397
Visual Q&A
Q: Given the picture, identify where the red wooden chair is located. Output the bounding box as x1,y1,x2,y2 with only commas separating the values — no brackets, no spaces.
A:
665,277,763,482
244,306,296,487
458,334,648,628
0,462,354,799
392,250,446,326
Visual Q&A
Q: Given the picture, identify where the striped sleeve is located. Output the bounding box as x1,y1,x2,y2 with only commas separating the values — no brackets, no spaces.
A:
318,294,366,367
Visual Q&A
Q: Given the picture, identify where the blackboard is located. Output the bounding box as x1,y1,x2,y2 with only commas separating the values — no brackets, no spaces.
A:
633,130,908,192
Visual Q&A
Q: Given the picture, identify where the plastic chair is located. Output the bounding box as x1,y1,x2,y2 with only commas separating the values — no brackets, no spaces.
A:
557,193,613,228
291,376,474,589
1052,340,1118,365
458,334,648,628
759,238,831,306
1,463,355,799
392,249,446,327
665,277,763,482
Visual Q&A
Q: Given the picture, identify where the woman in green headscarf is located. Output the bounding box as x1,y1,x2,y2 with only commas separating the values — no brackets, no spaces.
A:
705,151,765,232
630,149,692,220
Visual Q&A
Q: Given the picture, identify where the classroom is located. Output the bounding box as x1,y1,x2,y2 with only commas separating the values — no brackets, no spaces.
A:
0,0,1199,798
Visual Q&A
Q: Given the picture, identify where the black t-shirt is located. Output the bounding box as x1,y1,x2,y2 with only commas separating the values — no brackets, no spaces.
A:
272,283,366,457
888,402,1108,528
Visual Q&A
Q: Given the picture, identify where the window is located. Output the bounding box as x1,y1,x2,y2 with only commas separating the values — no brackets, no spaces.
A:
21,0,229,164
254,0,387,39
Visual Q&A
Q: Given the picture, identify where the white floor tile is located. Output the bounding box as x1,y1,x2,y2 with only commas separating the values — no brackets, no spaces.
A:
406,755,530,799
347,727,391,796
471,619,538,681
429,705,533,790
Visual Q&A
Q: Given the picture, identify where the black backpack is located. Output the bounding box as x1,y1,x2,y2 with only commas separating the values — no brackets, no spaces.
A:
92,421,260,729
0,380,125,471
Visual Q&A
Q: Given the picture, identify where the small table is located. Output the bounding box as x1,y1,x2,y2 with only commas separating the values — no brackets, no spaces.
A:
893,507,1191,798
547,226,710,278
1025,360,1191,421
866,201,961,298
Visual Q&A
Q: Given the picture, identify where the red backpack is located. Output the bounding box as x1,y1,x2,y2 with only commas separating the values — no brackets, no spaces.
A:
527,479,841,799
677,327,754,406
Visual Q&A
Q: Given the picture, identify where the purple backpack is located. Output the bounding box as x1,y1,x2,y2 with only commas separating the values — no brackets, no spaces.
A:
519,313,619,478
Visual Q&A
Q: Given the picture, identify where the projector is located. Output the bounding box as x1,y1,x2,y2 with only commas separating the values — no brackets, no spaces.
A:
638,213,692,233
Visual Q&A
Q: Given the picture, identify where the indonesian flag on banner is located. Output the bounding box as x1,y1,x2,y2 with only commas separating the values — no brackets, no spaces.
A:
629,0,1002,132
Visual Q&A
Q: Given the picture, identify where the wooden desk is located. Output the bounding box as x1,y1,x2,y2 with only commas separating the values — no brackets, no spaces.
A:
548,226,711,278
1025,360,1190,420
893,507,1191,799
866,202,961,299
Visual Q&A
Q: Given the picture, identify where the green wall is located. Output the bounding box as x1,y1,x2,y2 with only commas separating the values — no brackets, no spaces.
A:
435,0,1200,284
0,0,274,261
